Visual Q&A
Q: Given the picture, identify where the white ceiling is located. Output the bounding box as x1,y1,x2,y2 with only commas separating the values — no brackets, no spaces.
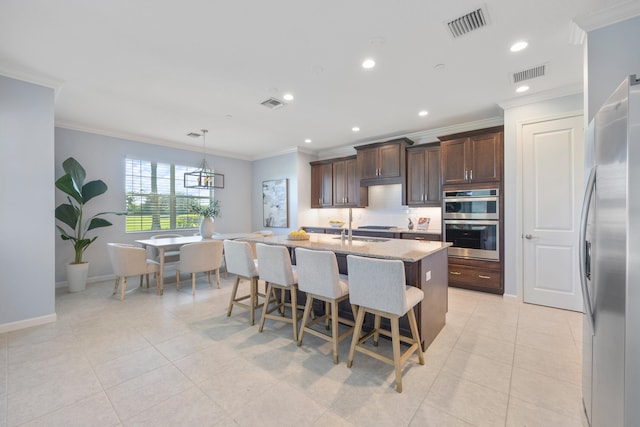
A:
0,0,636,160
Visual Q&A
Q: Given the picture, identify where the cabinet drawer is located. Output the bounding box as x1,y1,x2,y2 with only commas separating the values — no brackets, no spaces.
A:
448,264,501,291
303,227,325,234
401,233,441,241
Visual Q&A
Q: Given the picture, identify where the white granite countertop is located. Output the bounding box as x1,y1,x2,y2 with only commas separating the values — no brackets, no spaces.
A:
243,233,450,263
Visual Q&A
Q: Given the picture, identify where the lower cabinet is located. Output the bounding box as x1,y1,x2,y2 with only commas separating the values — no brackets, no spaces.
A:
401,233,441,241
447,257,503,294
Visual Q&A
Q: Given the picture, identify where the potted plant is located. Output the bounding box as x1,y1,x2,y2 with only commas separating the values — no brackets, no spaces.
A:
55,157,124,292
189,199,221,238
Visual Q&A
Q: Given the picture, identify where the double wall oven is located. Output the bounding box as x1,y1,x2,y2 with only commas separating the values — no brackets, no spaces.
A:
443,189,500,261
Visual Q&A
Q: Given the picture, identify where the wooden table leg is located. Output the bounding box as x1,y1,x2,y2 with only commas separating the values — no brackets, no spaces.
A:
158,247,165,295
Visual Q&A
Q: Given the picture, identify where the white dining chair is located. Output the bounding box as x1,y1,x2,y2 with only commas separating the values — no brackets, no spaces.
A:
346,254,425,393
176,240,224,295
149,234,182,263
107,243,160,301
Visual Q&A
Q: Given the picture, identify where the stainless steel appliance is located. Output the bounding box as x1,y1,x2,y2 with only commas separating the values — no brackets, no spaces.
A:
580,75,640,427
443,189,499,219
443,188,500,260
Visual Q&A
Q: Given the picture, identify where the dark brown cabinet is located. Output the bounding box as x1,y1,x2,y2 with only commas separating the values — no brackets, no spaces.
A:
440,127,503,186
447,258,503,294
406,144,442,206
333,157,364,207
400,233,441,241
356,138,413,185
310,156,367,208
310,162,333,208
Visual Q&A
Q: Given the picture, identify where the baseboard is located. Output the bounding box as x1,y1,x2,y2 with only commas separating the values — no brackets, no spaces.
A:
503,293,518,301
55,273,116,289
0,313,57,334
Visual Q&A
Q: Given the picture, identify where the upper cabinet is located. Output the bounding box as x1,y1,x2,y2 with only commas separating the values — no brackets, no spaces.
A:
310,156,368,208
333,157,367,207
439,126,503,187
406,144,441,206
356,138,414,186
310,162,333,208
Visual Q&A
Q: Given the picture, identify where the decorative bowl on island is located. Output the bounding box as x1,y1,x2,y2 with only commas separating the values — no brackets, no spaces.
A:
329,220,345,228
287,229,310,240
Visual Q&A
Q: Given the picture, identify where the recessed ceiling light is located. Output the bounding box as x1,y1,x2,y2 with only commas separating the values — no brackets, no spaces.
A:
283,93,294,101
516,85,530,93
352,127,360,132
304,139,312,143
418,110,429,117
362,59,376,69
510,41,528,52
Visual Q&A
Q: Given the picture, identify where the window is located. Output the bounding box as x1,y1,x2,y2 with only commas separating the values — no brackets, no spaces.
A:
125,158,213,232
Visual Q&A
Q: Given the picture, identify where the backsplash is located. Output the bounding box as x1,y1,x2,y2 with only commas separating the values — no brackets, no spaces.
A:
300,184,442,232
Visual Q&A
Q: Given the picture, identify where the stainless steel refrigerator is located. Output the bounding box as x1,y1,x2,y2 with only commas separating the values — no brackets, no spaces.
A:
580,74,640,426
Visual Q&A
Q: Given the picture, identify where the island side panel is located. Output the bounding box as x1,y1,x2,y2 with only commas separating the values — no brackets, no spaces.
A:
417,248,448,350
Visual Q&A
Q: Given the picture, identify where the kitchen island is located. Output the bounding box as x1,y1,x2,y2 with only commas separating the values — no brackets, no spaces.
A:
243,233,450,350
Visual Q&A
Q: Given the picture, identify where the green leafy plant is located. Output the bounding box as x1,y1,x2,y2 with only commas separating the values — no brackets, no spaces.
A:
189,199,221,218
55,157,124,264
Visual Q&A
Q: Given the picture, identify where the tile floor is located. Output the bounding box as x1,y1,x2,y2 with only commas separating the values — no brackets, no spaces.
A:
0,274,588,426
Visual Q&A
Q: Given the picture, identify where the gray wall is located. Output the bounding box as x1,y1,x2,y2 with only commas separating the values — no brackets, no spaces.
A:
586,15,640,121
251,151,299,234
55,128,253,283
0,76,56,325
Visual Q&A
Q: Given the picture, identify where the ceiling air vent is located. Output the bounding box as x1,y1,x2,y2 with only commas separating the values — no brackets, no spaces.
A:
512,64,546,84
446,6,489,38
260,97,285,110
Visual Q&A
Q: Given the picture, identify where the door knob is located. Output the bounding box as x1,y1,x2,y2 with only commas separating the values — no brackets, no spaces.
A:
525,234,533,239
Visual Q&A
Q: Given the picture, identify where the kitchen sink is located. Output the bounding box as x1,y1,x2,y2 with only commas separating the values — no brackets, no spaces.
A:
332,236,390,243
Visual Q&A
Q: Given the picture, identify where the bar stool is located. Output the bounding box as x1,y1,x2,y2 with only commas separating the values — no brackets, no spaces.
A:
295,248,356,364
346,254,425,393
224,240,265,325
256,243,303,340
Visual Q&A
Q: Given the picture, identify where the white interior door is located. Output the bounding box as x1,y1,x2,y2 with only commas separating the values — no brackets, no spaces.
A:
522,115,584,311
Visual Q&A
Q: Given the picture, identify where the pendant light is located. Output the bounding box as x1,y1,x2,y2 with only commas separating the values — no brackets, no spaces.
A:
184,129,217,189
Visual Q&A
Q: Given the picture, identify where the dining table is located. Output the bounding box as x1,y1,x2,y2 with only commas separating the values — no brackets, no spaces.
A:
135,232,268,295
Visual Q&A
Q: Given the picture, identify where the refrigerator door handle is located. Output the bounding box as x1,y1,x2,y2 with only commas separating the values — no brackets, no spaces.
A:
579,166,596,335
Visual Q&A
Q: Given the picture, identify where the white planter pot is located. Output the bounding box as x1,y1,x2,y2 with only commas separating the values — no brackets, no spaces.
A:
199,216,215,239
67,263,89,292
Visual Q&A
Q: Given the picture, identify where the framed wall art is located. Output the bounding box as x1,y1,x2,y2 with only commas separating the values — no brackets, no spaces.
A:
262,179,288,227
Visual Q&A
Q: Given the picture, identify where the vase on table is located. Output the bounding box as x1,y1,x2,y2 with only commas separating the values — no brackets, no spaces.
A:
199,216,215,238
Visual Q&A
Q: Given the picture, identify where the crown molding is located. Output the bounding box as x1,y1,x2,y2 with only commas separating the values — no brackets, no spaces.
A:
55,122,253,161
0,66,64,97
314,117,506,158
574,0,640,32
498,83,583,110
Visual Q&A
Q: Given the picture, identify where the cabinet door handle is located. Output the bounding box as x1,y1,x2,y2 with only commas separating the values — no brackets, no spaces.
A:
470,169,473,181
450,271,462,275
464,170,468,181
478,275,491,279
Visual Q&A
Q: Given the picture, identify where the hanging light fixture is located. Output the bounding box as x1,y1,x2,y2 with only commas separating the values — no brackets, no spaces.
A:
184,129,216,189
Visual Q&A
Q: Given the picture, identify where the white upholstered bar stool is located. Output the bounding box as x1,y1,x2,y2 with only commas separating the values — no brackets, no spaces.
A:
295,248,356,364
107,243,160,301
256,243,302,340
176,240,224,295
224,240,265,325
346,254,425,393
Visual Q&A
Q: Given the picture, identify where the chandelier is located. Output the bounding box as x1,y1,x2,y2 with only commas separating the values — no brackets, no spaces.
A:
184,129,221,189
